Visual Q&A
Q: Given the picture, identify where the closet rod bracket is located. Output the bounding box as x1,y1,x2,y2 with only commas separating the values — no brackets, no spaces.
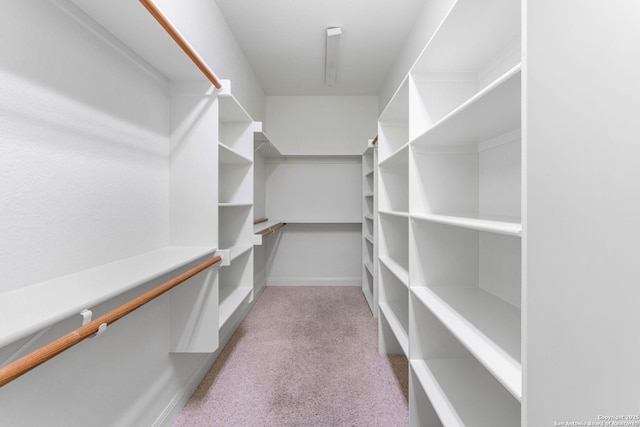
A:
217,250,231,266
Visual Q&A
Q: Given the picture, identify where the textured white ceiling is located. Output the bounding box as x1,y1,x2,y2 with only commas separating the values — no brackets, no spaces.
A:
215,0,427,95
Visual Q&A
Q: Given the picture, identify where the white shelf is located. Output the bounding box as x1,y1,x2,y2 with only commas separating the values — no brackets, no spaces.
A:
221,244,254,262
379,210,409,218
281,220,362,224
379,302,409,356
365,193,374,198
378,142,410,168
379,0,523,421
219,285,252,329
219,142,253,165
412,286,521,399
254,139,282,159
412,213,521,236
365,170,374,177
411,359,520,427
379,255,409,287
0,246,218,348
218,91,253,123
253,220,283,234
364,234,374,244
364,261,374,276
411,67,521,148
412,0,520,75
219,202,253,208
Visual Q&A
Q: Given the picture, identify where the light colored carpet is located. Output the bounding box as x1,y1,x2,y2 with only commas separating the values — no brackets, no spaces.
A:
173,286,408,427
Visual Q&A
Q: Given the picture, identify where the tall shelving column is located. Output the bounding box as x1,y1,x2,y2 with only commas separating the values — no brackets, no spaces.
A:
399,0,523,425
217,81,255,341
362,142,378,317
377,80,410,356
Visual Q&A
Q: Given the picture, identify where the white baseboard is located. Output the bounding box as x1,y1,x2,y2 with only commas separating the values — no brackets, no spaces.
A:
267,277,360,286
153,353,217,427
154,288,262,427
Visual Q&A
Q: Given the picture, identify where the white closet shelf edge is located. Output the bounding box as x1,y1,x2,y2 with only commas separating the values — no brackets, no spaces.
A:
411,359,521,427
219,286,252,329
0,246,218,348
411,286,522,400
379,302,409,356
411,213,521,236
379,255,409,287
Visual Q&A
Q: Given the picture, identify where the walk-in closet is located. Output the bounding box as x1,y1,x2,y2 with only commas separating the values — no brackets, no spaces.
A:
1,0,639,426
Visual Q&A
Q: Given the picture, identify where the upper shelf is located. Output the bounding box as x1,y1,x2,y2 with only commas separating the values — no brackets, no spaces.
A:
0,246,218,348
253,220,283,235
412,213,521,237
218,85,253,122
411,66,521,148
219,142,252,165
412,0,521,75
254,124,283,158
69,0,209,82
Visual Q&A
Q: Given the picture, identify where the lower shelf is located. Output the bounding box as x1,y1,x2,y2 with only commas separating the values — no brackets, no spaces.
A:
379,302,409,356
0,246,218,348
411,286,521,399
220,244,253,262
219,286,252,329
378,255,409,286
362,287,374,314
411,359,520,427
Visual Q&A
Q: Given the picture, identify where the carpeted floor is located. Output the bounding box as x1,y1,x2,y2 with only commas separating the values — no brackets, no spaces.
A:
173,286,408,427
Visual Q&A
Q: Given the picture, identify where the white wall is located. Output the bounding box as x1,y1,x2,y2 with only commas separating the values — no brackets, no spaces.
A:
266,96,378,155
265,224,361,286
525,0,640,424
0,0,169,294
265,157,362,222
0,1,257,425
155,0,266,122
262,156,362,286
378,0,456,114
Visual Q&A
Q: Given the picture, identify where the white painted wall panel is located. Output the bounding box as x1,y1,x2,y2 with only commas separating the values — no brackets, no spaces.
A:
265,158,362,222
0,0,169,293
525,0,640,423
265,224,361,286
266,96,377,155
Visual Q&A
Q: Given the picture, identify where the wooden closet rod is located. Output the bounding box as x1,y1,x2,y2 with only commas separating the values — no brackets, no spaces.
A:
262,223,286,238
254,218,268,225
0,255,222,387
372,135,378,145
139,0,222,89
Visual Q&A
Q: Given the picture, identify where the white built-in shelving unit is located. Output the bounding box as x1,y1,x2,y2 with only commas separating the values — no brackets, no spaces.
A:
1,0,259,364
377,0,522,424
0,0,227,356
362,142,377,316
217,85,255,339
